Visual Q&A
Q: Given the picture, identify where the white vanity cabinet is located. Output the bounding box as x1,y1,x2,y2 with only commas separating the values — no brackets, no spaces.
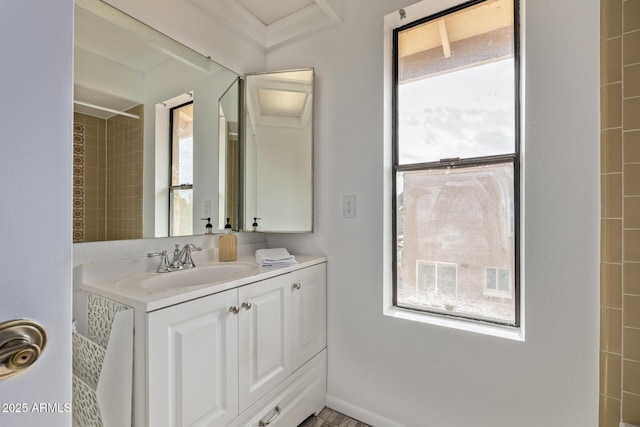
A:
145,261,326,427
147,289,239,427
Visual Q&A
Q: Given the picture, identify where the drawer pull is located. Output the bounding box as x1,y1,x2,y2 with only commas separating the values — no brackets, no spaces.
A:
241,302,252,310
293,283,301,290
229,306,239,315
259,406,281,426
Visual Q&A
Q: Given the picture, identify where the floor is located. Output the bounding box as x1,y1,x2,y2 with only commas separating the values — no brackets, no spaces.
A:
298,407,370,427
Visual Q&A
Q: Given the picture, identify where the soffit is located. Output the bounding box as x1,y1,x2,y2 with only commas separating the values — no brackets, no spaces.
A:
398,0,513,58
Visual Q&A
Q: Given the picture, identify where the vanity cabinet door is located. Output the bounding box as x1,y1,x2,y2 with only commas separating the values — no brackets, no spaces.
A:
290,263,327,371
238,275,292,412
147,289,239,427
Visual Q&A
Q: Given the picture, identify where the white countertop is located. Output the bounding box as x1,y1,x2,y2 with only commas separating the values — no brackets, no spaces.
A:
80,254,327,312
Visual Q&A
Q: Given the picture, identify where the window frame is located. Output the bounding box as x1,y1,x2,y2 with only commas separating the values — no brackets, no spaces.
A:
391,0,521,328
168,100,194,236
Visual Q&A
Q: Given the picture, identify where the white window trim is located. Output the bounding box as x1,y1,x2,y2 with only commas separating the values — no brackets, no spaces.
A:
381,0,525,342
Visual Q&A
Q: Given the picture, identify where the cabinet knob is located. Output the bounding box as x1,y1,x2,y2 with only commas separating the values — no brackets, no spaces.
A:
228,306,239,315
293,283,301,290
241,302,252,310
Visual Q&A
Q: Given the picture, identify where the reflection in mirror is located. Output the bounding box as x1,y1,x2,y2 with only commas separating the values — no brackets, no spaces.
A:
73,0,239,242
243,69,314,233
219,78,242,231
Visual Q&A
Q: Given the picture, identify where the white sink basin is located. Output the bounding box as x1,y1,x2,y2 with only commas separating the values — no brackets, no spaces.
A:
119,263,259,290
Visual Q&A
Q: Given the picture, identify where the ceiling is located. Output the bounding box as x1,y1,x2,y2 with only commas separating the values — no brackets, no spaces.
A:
189,0,342,50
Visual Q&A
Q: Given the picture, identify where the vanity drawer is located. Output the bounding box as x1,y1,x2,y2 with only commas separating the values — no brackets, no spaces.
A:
237,349,326,427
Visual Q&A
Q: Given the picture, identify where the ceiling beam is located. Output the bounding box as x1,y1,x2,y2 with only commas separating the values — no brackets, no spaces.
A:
438,20,452,58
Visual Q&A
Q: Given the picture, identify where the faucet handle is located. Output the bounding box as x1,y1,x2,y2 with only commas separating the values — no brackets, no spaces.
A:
181,247,197,269
147,250,171,273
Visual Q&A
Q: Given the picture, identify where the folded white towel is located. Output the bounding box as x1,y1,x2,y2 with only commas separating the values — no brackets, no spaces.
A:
256,248,297,267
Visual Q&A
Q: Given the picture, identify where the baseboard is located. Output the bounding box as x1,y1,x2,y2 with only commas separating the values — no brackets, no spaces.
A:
326,394,406,427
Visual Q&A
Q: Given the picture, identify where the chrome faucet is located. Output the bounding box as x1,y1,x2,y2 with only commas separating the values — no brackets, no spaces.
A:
148,244,202,273
176,244,201,269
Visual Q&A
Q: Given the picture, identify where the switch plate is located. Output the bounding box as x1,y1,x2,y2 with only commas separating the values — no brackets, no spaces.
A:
343,195,356,219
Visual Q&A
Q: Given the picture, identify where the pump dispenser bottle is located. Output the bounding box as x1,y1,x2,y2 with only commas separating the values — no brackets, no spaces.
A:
218,218,237,262
201,217,213,234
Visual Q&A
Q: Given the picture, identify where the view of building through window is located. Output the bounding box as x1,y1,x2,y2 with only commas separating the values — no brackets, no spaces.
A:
170,102,194,236
394,0,519,325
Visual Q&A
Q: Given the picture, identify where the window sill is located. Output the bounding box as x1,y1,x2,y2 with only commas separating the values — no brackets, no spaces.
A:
383,306,524,341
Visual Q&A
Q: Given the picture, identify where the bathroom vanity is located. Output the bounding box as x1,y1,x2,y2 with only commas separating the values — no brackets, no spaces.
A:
79,254,327,427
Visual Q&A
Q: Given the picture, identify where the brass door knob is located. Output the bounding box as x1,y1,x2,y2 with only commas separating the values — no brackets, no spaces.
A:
0,320,46,380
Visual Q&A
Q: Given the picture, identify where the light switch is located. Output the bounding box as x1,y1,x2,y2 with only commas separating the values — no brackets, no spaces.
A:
343,195,356,219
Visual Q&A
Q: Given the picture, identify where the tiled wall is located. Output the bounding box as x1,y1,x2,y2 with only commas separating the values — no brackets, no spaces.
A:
600,0,640,426
73,113,107,242
72,105,143,242
106,105,144,241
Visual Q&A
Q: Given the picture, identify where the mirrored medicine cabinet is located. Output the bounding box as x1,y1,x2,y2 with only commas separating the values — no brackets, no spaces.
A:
73,0,314,242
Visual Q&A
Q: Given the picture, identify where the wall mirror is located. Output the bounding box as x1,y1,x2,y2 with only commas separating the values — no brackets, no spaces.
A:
73,0,239,242
242,69,314,233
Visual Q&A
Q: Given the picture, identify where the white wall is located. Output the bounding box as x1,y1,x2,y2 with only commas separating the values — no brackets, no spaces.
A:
266,0,600,426
255,124,313,231
0,1,73,425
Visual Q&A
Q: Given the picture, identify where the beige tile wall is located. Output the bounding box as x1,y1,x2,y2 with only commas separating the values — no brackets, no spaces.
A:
72,105,143,242
601,0,640,425
106,105,144,241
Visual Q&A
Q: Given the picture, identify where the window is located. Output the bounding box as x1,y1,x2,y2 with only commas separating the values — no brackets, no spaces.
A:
392,0,520,326
485,267,511,297
416,261,457,297
169,102,194,236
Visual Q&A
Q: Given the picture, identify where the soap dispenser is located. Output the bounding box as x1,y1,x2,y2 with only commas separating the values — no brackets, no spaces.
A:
201,217,213,234
219,218,237,262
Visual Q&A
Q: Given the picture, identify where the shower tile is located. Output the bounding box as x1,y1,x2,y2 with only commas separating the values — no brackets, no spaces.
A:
623,360,640,395
624,97,640,131
600,395,621,427
623,295,640,328
601,263,623,308
624,31,640,65
624,0,640,32
603,128,623,172
602,83,622,129
624,327,640,362
602,308,623,354
603,174,623,218
624,164,640,196
625,197,640,229
622,392,640,425
624,230,640,261
601,352,622,398
603,219,623,263
84,115,97,127
625,131,640,164
603,37,623,85
602,0,622,39
624,263,640,295
625,63,640,99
